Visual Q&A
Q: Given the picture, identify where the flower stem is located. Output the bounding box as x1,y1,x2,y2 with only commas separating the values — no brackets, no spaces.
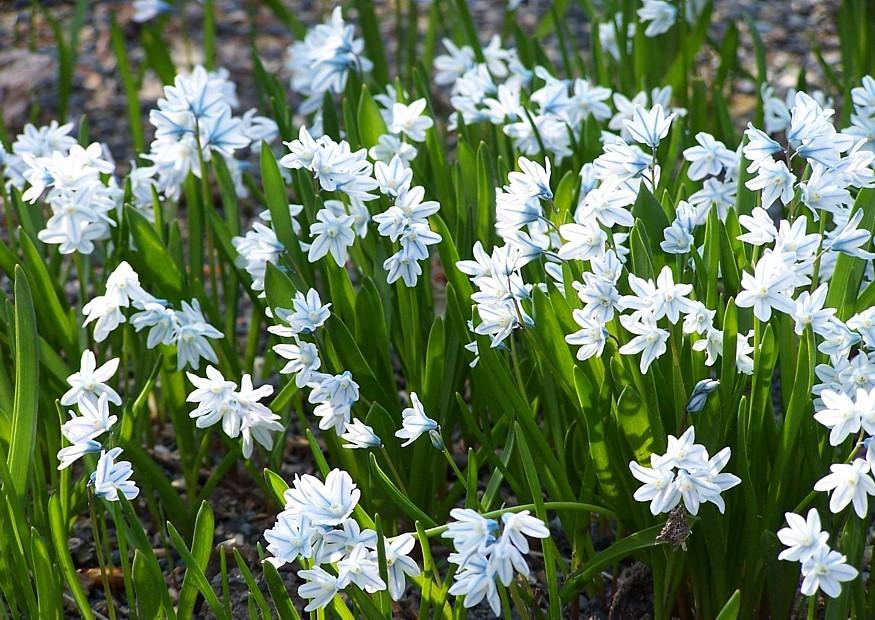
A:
88,491,117,620
379,445,408,494
441,444,468,491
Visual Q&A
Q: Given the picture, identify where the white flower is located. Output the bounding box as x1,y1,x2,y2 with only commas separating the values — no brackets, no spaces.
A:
232,222,283,292
825,208,875,259
340,419,382,449
369,133,418,163
90,447,139,501
630,460,680,515
814,459,875,518
57,440,102,470
500,511,549,552
683,132,737,180
637,0,677,37
388,99,434,142
297,566,340,612
651,266,695,323
318,518,377,563
576,176,636,228
742,123,782,171
433,39,476,86
82,295,127,343
336,544,385,593
814,389,864,446
565,310,608,361
448,557,500,616
274,289,331,335
654,427,709,470
60,393,118,446
374,155,413,197
61,351,121,408
174,300,222,371
624,104,675,149
631,426,739,516
274,339,322,387
308,207,356,266
745,159,796,207
309,371,360,433
738,207,777,246
283,469,361,526
384,534,421,601
777,509,829,562
131,301,177,348
557,221,607,261
735,257,797,322
264,512,317,566
395,392,439,447
682,301,715,335
444,508,498,562
800,544,858,598
618,314,669,374
285,7,372,114
792,284,835,336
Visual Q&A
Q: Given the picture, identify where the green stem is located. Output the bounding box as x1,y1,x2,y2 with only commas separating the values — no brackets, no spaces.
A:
379,446,408,494
110,504,135,614
441,444,468,491
88,492,117,620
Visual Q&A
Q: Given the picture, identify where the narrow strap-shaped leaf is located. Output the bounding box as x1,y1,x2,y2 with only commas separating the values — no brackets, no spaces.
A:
167,519,228,620
7,266,39,497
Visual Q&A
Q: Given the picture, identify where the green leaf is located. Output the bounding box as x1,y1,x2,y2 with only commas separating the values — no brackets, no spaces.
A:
560,524,665,600
615,384,664,464
357,85,389,149
368,454,438,528
7,267,39,498
515,423,562,619
262,560,301,620
132,549,164,620
264,468,289,506
168,518,228,620
716,590,741,620
19,235,70,351
232,548,271,618
30,528,62,618
177,501,217,618
352,0,389,84
48,496,93,620
125,206,186,301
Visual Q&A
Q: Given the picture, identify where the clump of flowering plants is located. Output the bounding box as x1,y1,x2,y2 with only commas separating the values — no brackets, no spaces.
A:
2,0,875,618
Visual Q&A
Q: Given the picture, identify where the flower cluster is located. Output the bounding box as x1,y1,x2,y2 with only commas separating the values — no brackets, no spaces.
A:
264,469,419,609
56,350,138,501
21,141,120,255
777,509,858,598
372,155,442,286
143,65,277,202
269,289,375,443
84,261,223,370
0,120,78,190
232,213,285,293
186,366,283,458
458,242,533,351
285,7,372,115
444,508,549,615
629,427,740,515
